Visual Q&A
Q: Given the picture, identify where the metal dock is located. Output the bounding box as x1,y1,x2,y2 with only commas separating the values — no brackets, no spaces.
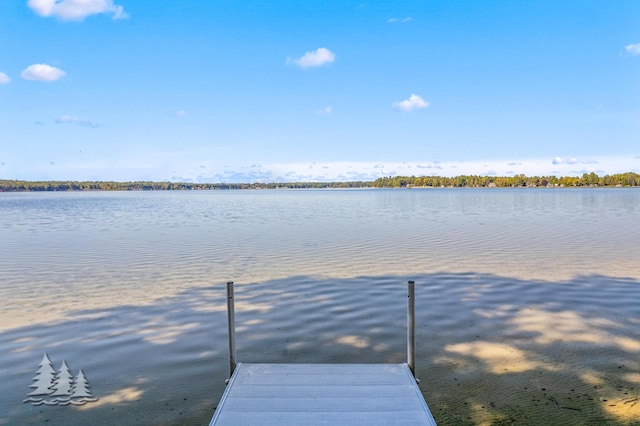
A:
210,281,437,425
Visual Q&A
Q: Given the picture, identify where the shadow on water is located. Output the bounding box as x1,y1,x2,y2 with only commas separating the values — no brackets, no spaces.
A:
1,273,639,425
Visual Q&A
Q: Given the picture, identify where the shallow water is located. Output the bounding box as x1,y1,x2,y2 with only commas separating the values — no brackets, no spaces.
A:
1,188,639,424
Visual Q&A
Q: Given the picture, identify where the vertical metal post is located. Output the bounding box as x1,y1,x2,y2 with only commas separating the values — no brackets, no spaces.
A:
407,280,416,377
226,281,236,377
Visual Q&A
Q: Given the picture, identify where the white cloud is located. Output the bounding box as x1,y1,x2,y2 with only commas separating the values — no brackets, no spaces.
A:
55,115,100,128
393,94,429,111
317,106,332,115
625,43,640,56
21,64,66,81
416,163,442,170
552,157,578,165
288,47,335,68
388,17,412,23
28,153,636,183
27,0,128,21
0,72,10,84
171,109,187,118
240,156,636,183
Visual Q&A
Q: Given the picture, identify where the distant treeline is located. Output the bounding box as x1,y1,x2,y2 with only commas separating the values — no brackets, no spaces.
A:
1,172,638,192
0,180,372,192
372,172,640,188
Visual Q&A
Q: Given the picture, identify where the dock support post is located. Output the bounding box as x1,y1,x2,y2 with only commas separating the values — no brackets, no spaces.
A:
226,281,236,377
407,280,416,377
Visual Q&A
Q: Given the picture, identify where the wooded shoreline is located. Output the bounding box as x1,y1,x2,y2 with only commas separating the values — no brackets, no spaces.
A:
1,172,638,192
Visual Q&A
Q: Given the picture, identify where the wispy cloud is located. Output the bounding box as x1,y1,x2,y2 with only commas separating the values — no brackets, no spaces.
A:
317,106,332,115
21,64,66,81
27,0,128,21
416,163,442,170
625,43,640,56
31,154,636,183
288,47,335,68
388,17,412,23
0,72,10,84
393,94,429,111
55,115,100,128
552,157,578,165
171,109,187,118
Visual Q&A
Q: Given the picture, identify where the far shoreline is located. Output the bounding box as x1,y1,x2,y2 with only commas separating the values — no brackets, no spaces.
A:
1,171,639,192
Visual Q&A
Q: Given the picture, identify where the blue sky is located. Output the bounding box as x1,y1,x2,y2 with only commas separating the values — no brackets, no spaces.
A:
1,0,639,183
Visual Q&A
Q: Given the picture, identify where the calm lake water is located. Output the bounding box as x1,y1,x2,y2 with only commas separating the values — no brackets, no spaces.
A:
1,188,639,425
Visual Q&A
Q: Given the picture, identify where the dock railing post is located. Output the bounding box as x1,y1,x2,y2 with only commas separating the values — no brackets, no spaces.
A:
226,281,236,377
407,280,416,378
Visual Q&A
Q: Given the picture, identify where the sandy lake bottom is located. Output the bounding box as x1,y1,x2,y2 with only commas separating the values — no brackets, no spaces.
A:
2,273,639,425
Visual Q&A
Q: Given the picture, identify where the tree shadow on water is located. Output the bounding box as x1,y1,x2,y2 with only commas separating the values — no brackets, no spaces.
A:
415,273,640,425
0,273,638,425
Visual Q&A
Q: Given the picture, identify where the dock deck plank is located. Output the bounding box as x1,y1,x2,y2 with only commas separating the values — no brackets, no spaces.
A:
210,363,437,425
